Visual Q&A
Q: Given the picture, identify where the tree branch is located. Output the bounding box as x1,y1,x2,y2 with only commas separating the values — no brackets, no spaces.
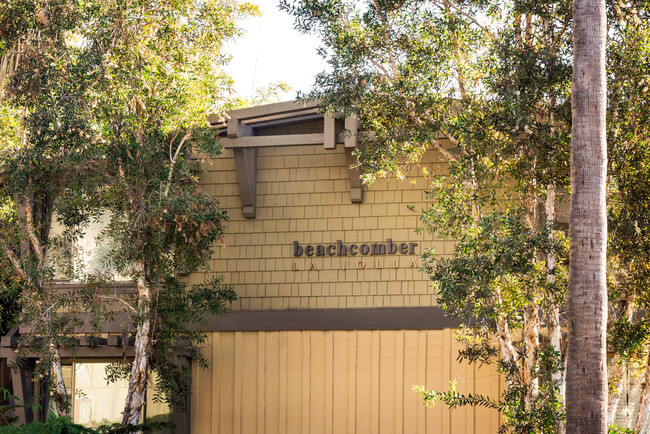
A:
430,0,493,38
428,138,458,163
0,238,32,286
22,199,45,264
370,0,400,77
367,57,392,78
163,130,192,197
99,295,137,313
443,0,468,97
550,15,571,50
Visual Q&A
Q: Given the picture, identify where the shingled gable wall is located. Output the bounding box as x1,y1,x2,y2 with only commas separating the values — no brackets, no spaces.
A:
197,136,446,311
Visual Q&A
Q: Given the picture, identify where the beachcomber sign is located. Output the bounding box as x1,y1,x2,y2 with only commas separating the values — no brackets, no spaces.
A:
293,239,418,257
291,239,420,271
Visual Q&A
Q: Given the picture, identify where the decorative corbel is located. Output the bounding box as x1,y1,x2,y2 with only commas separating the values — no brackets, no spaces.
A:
344,116,363,202
229,119,257,218
344,116,359,149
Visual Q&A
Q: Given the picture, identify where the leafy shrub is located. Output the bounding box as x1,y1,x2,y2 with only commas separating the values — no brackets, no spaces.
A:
0,414,94,433
608,425,635,434
0,413,173,433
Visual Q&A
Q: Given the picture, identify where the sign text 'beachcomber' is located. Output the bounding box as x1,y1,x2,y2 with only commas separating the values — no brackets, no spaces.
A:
293,239,418,257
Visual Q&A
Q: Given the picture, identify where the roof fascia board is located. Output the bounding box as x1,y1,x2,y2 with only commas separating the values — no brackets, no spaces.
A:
226,99,320,121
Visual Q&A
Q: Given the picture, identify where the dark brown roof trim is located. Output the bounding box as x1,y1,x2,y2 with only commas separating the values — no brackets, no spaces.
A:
203,306,460,332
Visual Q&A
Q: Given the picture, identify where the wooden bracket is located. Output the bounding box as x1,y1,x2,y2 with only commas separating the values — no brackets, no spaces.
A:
346,147,363,203
224,109,365,212
229,118,257,218
227,117,254,138
323,116,336,150
344,116,359,148
344,115,363,202
233,147,257,218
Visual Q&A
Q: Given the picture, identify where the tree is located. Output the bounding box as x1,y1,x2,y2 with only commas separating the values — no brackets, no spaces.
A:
0,0,104,415
283,0,573,431
606,4,650,429
565,0,608,430
1,0,255,425
283,0,650,430
77,0,256,426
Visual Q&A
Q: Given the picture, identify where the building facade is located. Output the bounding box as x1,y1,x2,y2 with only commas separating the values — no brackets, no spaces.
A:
187,100,502,433
1,100,506,433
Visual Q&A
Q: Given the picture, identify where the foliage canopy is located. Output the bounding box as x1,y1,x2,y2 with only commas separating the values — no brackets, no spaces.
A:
0,0,255,424
284,0,650,431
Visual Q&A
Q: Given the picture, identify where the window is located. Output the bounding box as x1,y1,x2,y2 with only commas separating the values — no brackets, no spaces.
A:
62,361,173,429
49,213,128,282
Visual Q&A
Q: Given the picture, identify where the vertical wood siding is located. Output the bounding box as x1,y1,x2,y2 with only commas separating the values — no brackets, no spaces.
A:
191,330,501,434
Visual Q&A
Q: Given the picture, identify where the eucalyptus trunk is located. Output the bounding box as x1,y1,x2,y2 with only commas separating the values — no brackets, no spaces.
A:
545,186,566,434
608,298,634,425
566,0,608,430
121,263,151,426
635,352,650,433
607,354,625,425
548,304,566,434
522,304,540,407
13,201,70,416
50,344,69,417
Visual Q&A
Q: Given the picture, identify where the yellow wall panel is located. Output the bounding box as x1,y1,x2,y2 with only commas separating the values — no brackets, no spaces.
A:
355,331,373,433
450,333,471,433
264,332,280,434
332,332,350,434
192,330,501,434
241,332,258,434
191,334,212,434
401,331,421,433
218,332,236,434
309,331,326,434
379,331,397,434
285,332,303,434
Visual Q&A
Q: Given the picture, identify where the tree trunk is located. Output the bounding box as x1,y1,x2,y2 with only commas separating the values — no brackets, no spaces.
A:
566,0,608,430
17,199,70,417
607,354,625,425
545,185,566,433
495,308,520,385
635,352,650,433
121,264,151,427
548,305,565,393
548,305,566,434
522,304,540,408
50,343,69,417
495,292,518,366
608,298,634,425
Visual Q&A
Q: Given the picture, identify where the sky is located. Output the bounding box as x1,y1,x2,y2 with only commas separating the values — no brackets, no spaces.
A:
224,0,329,101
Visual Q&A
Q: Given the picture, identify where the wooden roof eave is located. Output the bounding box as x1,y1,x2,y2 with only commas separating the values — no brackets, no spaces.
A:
207,100,364,218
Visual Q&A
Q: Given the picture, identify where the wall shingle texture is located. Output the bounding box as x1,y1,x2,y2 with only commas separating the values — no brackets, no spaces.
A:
196,139,454,311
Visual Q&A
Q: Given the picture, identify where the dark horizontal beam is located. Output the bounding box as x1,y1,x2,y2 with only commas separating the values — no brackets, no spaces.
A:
1,345,134,360
245,113,324,129
18,312,133,335
6,308,460,346
53,281,136,293
202,307,460,332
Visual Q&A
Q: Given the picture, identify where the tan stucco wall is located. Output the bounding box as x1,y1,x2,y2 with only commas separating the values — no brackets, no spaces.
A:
196,142,454,311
